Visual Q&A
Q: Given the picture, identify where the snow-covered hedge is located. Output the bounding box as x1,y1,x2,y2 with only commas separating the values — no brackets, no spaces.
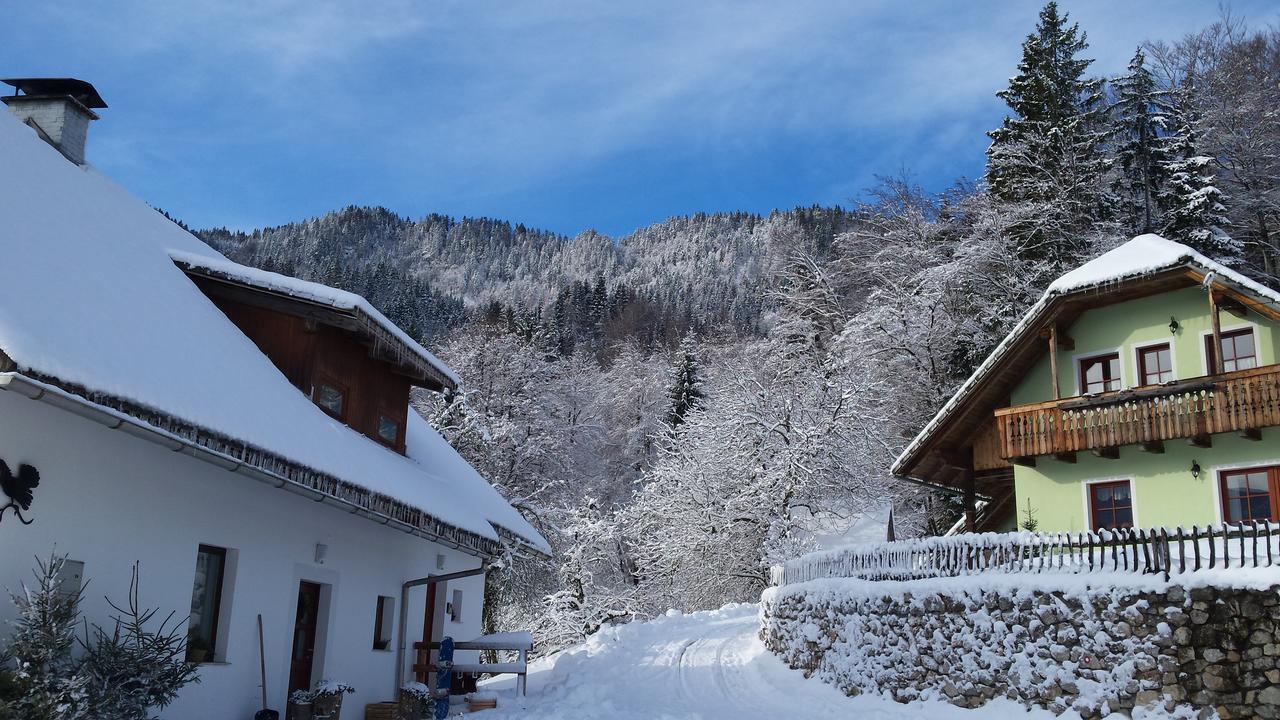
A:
761,571,1280,718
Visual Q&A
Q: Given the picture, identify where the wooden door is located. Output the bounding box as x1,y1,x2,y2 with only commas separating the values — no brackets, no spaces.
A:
414,584,439,683
289,581,322,693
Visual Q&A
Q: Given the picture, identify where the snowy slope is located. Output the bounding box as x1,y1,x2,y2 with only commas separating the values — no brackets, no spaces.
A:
476,604,1068,719
0,111,545,552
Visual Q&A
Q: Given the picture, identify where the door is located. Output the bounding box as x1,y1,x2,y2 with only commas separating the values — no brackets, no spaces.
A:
414,583,439,683
289,581,322,693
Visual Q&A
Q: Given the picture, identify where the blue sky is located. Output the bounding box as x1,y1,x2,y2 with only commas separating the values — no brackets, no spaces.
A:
6,1,1278,238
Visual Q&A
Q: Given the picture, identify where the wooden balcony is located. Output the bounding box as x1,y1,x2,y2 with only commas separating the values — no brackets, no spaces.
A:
995,364,1280,462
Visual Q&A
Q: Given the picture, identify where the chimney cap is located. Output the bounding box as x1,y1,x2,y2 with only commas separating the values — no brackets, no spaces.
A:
3,78,107,109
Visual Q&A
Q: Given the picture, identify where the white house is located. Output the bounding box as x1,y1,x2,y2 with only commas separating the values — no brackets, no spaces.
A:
0,78,549,718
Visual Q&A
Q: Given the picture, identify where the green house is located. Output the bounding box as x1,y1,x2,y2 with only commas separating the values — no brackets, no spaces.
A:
893,234,1280,534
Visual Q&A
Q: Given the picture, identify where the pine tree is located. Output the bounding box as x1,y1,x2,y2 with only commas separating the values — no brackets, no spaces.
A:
665,335,703,428
1157,83,1237,261
986,2,1110,261
1110,48,1174,234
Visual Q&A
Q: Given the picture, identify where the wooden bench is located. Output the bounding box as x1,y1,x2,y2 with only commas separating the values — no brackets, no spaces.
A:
412,632,534,696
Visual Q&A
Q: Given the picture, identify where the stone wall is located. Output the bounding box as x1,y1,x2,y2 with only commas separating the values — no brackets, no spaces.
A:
761,578,1280,718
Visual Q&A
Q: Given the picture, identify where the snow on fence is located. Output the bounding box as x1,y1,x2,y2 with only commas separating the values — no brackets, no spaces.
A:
770,522,1280,586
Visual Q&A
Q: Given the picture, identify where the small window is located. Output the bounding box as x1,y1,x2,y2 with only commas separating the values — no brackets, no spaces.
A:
1137,344,1173,386
314,379,346,419
450,589,463,623
373,595,394,650
1221,467,1278,523
187,545,228,663
1206,328,1258,373
1089,481,1134,531
1079,352,1121,395
377,415,399,446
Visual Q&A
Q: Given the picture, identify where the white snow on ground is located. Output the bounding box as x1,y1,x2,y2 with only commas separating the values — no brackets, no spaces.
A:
474,603,1066,720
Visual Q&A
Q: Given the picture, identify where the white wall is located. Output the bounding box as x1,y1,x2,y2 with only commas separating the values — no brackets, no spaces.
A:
0,390,488,719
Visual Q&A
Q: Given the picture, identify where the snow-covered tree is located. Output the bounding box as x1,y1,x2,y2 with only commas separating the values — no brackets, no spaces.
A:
986,2,1111,263
1110,47,1175,234
1160,90,1236,261
664,335,704,428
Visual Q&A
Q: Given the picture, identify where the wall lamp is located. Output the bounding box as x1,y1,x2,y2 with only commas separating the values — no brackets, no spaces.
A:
1191,461,1201,480
1169,316,1180,334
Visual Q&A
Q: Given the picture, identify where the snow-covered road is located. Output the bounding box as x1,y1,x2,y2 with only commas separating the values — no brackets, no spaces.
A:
476,604,1061,719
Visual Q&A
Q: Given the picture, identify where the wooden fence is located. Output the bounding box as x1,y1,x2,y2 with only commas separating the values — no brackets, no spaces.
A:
771,522,1280,586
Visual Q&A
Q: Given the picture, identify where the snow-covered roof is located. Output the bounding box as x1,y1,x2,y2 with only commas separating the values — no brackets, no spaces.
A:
0,111,547,555
892,233,1280,478
171,250,458,390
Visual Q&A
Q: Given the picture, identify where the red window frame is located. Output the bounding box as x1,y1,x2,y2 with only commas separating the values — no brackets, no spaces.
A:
1220,466,1280,524
1078,352,1121,395
1136,343,1173,386
1205,328,1258,374
1088,480,1134,531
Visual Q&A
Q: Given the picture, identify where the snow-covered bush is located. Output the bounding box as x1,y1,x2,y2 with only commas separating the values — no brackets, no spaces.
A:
0,554,199,720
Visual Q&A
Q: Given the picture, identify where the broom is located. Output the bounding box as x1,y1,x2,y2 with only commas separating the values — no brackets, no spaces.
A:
255,614,280,720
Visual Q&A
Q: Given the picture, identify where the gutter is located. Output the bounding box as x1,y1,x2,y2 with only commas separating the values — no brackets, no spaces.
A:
395,565,489,693
0,372,482,554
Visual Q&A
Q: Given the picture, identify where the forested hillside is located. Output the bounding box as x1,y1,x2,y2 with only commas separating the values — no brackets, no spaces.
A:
197,5,1280,649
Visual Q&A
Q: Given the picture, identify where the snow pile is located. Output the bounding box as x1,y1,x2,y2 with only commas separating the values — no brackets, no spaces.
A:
476,603,1063,720
0,110,545,552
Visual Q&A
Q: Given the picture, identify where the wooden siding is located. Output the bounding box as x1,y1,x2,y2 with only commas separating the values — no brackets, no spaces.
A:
995,364,1280,460
972,419,1010,471
210,297,409,454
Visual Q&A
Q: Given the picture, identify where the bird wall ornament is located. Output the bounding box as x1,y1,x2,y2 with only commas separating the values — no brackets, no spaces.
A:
0,459,39,525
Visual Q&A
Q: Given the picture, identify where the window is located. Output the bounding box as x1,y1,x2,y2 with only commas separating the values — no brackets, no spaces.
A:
1137,343,1173,385
1221,466,1280,523
373,596,394,650
449,589,463,623
314,378,347,420
377,414,399,446
1206,328,1258,373
1088,481,1134,531
187,545,227,663
1079,352,1121,395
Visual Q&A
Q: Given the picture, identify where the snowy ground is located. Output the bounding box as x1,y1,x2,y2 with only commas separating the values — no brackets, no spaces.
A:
473,603,1069,719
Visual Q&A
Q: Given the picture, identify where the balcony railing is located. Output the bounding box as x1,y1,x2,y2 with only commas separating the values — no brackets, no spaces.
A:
995,364,1280,461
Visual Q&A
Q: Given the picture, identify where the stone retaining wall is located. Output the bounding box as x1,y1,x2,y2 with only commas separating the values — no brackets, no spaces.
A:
760,579,1280,718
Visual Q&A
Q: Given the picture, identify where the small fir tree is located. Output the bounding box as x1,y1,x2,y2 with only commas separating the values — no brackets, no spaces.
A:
665,335,704,428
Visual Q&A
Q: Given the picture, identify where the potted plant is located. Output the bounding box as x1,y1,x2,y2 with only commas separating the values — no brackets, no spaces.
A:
286,690,315,720
311,681,355,719
397,682,433,720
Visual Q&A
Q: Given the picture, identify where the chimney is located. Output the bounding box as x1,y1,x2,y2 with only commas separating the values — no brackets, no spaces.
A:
3,78,106,165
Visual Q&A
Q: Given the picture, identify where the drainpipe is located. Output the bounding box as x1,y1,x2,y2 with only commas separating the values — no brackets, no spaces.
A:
395,565,488,694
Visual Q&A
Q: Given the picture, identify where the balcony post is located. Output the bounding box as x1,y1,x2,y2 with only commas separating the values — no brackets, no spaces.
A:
962,469,976,533
1048,325,1061,400
1209,290,1224,375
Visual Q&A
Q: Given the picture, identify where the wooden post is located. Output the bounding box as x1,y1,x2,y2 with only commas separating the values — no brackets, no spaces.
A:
962,469,977,533
1209,290,1224,375
1048,325,1061,400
